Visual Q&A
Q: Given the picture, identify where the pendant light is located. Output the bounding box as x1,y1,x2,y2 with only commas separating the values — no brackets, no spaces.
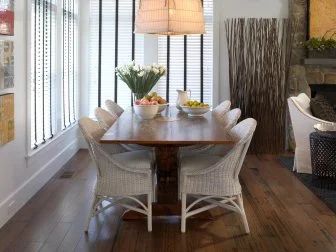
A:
135,0,205,35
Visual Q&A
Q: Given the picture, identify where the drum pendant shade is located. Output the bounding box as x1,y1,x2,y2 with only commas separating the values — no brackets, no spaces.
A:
135,0,205,35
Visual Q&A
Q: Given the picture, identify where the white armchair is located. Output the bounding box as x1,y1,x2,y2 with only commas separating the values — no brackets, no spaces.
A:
288,93,333,174
179,118,257,233
79,117,154,232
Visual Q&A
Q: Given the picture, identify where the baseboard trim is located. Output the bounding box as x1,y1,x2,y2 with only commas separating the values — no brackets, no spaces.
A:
78,135,88,149
0,139,79,229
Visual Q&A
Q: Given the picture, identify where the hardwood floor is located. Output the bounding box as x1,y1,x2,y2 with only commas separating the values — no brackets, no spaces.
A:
1,150,336,251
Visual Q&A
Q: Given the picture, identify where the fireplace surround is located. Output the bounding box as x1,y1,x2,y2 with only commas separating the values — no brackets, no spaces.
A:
289,0,336,97
310,84,336,107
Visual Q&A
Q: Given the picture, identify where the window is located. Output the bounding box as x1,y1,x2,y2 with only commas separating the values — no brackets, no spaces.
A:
156,0,213,104
30,0,78,149
88,0,144,117
88,0,213,116
62,0,78,129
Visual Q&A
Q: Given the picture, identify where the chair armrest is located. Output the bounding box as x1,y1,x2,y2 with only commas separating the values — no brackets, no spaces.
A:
288,98,333,125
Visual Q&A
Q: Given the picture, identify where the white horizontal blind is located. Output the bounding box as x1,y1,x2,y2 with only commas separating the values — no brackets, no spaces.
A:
30,0,56,149
157,0,213,104
88,0,100,117
100,0,116,112
117,0,144,108
203,0,213,105
88,0,144,117
157,36,168,100
30,0,78,150
62,0,78,129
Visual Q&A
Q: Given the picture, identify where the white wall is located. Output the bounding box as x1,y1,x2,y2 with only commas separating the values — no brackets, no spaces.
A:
0,0,80,228
214,0,289,103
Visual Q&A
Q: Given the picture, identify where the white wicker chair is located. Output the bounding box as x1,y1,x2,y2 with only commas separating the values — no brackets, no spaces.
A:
180,108,242,157
95,107,154,152
288,93,333,174
179,101,233,155
179,118,257,233
79,117,154,232
95,107,118,130
105,99,124,117
82,115,128,155
213,100,231,117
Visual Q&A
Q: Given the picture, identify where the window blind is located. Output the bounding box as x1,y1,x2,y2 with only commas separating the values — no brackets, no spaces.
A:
156,0,213,104
31,0,56,149
88,0,144,117
62,0,77,129
30,0,78,149
88,0,212,116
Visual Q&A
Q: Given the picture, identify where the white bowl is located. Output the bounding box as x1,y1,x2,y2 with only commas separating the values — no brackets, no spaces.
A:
181,106,211,117
134,104,159,120
157,104,168,114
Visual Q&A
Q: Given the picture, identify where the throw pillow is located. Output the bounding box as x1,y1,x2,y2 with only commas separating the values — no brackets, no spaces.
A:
310,95,336,122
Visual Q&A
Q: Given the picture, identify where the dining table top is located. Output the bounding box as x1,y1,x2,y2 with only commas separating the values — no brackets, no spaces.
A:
100,106,235,146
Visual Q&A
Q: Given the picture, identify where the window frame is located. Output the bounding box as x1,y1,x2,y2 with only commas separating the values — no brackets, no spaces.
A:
26,0,79,157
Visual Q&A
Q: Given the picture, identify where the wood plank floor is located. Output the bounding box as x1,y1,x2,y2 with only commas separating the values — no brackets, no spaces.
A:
1,150,336,251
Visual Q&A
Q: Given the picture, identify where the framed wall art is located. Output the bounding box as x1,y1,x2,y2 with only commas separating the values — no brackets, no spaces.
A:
309,0,336,38
0,0,14,36
0,93,14,145
0,40,14,90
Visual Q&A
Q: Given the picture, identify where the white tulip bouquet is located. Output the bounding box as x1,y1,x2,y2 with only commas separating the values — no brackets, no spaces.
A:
115,61,167,100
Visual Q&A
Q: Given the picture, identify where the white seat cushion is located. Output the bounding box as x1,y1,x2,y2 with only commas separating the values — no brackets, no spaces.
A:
181,154,222,173
181,145,232,159
112,150,152,170
204,145,232,156
102,144,128,155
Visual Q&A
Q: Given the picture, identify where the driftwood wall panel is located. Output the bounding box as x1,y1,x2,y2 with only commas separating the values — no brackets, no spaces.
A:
225,18,292,154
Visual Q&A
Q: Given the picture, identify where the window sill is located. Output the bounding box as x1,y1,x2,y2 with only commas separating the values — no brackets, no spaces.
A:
26,122,78,160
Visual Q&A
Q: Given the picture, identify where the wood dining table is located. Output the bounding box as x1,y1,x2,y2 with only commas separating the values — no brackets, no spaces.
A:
100,106,235,219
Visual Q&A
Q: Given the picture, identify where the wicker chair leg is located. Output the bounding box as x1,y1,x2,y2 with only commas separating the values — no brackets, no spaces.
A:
178,173,180,200
181,193,187,233
85,196,100,233
147,192,152,232
237,194,250,234
152,172,157,202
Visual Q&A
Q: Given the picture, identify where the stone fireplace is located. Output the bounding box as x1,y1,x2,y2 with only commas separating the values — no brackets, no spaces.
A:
289,0,336,98
305,65,336,107
288,0,336,149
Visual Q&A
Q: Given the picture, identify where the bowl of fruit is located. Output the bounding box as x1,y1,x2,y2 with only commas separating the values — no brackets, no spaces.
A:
181,100,211,117
134,97,159,120
145,92,168,114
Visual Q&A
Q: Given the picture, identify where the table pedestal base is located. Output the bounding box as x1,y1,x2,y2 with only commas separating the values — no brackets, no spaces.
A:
123,146,212,221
